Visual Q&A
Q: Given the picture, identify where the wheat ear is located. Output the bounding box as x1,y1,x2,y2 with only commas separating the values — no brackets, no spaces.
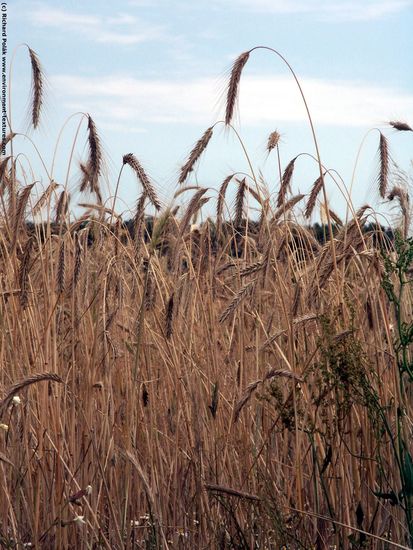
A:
277,157,297,207
378,132,389,199
123,153,161,211
267,130,281,153
305,174,325,219
389,120,413,132
179,127,213,184
225,51,250,125
28,48,44,129
0,373,64,418
234,177,246,227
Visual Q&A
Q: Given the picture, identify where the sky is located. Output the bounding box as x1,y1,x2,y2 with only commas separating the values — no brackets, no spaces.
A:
6,0,413,223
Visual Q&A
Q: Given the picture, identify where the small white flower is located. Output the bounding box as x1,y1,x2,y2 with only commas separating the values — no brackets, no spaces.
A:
130,520,140,528
73,515,86,525
12,395,21,405
85,485,92,495
0,423,9,431
389,323,395,333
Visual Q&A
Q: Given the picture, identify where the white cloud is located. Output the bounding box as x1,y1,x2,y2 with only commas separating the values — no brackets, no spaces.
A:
217,0,413,21
26,5,166,45
50,73,413,130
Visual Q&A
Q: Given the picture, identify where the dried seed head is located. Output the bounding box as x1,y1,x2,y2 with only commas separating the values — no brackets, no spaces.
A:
356,204,371,220
273,194,305,221
234,177,246,227
71,233,83,291
57,240,65,295
79,162,90,193
133,193,147,259
277,157,297,208
55,190,70,225
173,189,209,271
89,116,103,201
388,186,410,236
225,51,250,125
79,116,103,204
240,260,264,278
328,208,343,227
389,120,413,132
179,188,208,238
87,116,101,179
19,237,34,308
0,156,11,195
305,174,325,219
378,132,389,199
179,127,214,184
123,153,161,211
219,278,256,324
33,180,59,214
216,174,234,235
11,183,35,252
28,48,43,129
267,131,281,153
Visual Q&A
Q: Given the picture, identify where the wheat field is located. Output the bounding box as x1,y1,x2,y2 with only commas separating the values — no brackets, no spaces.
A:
0,45,413,549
